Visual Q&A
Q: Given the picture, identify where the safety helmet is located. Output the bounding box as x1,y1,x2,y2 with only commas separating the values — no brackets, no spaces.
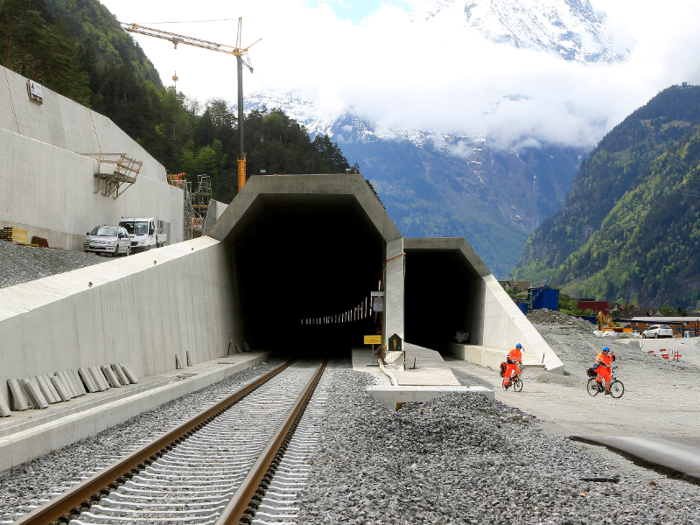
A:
516,343,522,349
602,346,610,352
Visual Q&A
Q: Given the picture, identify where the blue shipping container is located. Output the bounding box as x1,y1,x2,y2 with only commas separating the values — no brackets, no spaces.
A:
532,287,559,311
517,303,528,315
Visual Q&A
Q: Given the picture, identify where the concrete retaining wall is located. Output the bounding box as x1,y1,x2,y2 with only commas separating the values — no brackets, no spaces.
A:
480,275,563,372
0,66,184,249
0,236,237,408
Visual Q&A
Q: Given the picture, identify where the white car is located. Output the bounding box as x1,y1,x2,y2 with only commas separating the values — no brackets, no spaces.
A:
83,225,131,257
642,324,674,338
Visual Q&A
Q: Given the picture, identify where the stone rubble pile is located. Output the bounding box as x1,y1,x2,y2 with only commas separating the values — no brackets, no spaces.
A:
0,241,105,289
298,368,700,524
528,308,595,331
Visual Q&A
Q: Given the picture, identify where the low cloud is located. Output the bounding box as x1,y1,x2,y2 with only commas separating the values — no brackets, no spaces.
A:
107,0,700,150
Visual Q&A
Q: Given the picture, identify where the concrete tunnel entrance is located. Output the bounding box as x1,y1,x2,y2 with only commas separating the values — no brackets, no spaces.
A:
404,245,485,352
229,194,385,356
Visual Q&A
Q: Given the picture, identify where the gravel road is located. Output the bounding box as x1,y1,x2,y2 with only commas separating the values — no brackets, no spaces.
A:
299,367,700,525
449,309,700,438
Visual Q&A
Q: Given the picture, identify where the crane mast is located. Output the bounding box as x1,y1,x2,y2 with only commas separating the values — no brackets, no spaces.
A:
116,18,261,191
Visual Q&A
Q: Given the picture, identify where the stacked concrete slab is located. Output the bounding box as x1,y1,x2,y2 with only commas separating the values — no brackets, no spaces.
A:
0,65,184,249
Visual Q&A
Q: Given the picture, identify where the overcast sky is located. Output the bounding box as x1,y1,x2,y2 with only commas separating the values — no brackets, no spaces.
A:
99,0,700,149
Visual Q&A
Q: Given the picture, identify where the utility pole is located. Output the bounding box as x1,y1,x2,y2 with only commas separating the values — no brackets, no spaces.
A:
115,18,261,192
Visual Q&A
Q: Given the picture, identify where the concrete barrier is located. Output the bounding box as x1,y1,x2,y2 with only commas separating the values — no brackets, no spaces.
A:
0,237,239,408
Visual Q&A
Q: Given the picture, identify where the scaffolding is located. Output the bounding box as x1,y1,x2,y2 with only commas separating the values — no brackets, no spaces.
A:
167,173,213,240
168,173,195,240
83,153,142,199
191,175,213,238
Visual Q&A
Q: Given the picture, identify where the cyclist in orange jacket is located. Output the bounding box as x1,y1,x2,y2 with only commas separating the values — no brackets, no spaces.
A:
594,347,615,394
503,343,523,389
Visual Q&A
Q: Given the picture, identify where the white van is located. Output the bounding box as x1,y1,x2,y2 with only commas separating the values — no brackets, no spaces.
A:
118,217,168,253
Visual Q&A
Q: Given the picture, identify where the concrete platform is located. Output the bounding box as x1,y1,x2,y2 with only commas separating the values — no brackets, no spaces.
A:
353,345,461,386
353,346,493,410
573,436,700,482
0,352,271,474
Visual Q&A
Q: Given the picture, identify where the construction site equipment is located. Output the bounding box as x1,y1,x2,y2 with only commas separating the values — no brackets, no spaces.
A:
114,18,260,192
530,286,559,311
81,153,143,199
190,175,213,238
167,173,214,240
1,227,29,244
598,311,623,332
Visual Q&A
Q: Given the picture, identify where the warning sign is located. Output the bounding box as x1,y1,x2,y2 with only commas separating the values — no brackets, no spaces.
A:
364,335,382,345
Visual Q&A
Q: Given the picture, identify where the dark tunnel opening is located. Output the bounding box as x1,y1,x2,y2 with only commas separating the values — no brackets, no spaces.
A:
231,195,385,358
404,249,482,352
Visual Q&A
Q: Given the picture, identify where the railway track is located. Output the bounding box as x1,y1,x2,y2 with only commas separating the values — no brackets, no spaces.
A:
13,359,328,525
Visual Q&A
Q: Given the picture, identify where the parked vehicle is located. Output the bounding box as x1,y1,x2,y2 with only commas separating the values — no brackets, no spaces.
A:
83,225,131,257
642,324,674,338
118,217,168,253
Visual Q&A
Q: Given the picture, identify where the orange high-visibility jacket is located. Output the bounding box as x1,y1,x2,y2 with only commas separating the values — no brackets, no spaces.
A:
508,348,522,364
596,352,613,368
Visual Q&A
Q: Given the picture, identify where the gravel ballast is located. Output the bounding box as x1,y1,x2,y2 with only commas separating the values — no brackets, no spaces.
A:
0,241,106,289
299,366,700,525
2,244,700,525
0,359,284,523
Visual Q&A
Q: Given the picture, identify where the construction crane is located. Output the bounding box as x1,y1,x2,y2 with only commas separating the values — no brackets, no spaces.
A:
114,18,261,191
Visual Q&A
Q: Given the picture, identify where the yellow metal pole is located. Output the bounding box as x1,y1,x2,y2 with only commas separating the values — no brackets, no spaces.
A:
237,156,247,191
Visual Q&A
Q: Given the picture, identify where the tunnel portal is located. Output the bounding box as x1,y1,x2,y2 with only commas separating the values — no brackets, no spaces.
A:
404,247,483,351
230,194,385,356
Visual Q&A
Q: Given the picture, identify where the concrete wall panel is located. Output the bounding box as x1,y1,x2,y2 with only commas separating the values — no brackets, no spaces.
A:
0,66,184,249
0,237,236,407
480,275,564,372
385,238,405,343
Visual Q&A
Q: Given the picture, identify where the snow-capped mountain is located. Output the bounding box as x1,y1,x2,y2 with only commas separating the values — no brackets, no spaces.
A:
411,0,629,64
245,90,585,277
240,0,628,275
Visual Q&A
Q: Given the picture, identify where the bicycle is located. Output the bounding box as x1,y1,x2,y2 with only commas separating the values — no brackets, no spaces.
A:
587,366,624,398
502,369,524,392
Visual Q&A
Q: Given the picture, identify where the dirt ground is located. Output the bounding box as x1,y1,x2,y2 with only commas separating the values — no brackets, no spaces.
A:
447,315,700,483
448,317,700,439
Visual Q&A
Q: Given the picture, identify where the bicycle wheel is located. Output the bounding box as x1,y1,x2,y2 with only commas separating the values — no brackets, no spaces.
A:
587,378,601,397
513,378,523,392
609,380,624,399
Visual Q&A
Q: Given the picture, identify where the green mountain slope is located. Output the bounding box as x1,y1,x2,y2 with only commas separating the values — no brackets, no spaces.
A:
42,0,162,87
511,84,700,287
555,125,700,308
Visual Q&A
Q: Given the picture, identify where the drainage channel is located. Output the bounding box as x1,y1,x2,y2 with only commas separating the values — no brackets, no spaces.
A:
13,359,326,525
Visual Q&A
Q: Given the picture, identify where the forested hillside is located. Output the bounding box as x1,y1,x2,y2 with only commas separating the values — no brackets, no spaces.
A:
0,0,352,203
553,126,700,308
511,84,700,309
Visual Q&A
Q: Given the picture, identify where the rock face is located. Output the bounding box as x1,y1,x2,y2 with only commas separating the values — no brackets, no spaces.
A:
410,0,630,64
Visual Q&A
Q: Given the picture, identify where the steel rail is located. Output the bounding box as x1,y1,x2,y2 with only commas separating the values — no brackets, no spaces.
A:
216,359,328,524
12,360,296,525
